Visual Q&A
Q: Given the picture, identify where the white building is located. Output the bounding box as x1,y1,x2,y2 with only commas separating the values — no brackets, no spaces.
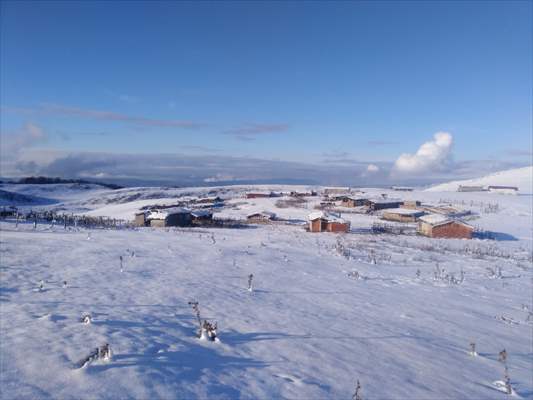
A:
487,185,518,195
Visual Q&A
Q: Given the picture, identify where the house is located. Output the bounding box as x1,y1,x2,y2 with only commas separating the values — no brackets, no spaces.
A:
417,214,473,239
339,196,368,208
308,211,350,233
488,186,518,195
308,211,328,232
246,211,276,222
191,209,213,223
382,208,425,223
365,199,403,211
195,196,223,204
323,187,351,195
290,191,317,197
391,186,414,192
401,200,422,209
0,206,18,218
458,185,486,192
134,211,148,227
146,208,192,227
246,192,280,199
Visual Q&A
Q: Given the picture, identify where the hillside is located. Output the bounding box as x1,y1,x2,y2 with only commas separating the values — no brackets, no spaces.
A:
426,166,533,193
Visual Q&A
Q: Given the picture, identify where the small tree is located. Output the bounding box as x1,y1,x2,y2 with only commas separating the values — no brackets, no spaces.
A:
352,380,363,400
81,314,92,324
498,349,513,395
247,274,254,292
469,342,477,356
188,301,202,335
200,320,218,342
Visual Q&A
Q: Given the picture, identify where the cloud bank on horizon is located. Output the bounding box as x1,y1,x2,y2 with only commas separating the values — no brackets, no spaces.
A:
1,122,528,187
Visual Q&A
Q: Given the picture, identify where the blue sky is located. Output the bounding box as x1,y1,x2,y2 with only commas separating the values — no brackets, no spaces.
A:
1,1,531,185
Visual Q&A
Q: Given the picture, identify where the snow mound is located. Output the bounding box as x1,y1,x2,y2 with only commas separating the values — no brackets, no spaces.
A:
425,166,533,193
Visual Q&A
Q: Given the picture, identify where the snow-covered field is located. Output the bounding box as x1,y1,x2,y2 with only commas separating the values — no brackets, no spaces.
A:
1,181,532,399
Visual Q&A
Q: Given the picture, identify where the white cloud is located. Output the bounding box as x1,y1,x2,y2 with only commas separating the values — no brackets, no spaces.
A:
393,132,453,175
366,164,380,173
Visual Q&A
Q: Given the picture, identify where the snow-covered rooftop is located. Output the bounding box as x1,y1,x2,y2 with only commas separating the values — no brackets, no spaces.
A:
418,214,450,226
383,208,424,216
191,209,212,218
147,207,190,220
247,211,276,218
308,211,325,221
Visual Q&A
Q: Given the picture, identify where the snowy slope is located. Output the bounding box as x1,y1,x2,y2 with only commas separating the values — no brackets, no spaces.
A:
1,181,532,399
425,166,533,193
1,222,532,399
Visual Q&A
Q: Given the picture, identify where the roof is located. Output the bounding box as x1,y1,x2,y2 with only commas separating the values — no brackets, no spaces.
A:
418,214,450,226
488,186,518,190
147,207,190,220
247,211,276,219
341,196,368,201
419,213,473,229
367,198,402,204
308,211,326,221
191,209,212,218
383,208,424,216
308,211,347,224
326,214,348,224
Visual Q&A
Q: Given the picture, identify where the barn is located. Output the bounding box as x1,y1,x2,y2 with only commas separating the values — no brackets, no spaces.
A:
382,208,425,223
417,214,473,239
146,208,192,227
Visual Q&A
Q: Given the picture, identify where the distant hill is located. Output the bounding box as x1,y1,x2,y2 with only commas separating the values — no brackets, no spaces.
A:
425,166,533,193
5,176,123,190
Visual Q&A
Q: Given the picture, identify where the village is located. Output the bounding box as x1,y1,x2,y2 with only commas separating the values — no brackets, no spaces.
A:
126,187,480,240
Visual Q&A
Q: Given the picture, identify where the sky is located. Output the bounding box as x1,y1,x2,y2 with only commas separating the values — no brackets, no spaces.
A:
1,1,531,186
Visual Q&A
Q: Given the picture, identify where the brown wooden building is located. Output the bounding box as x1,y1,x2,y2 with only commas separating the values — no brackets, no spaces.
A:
382,208,425,223
308,211,350,233
417,214,473,239
365,199,403,211
134,211,147,227
246,211,276,222
339,196,368,208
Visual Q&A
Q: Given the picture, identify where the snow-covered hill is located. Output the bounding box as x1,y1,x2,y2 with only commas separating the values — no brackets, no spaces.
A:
426,166,533,193
0,181,532,399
